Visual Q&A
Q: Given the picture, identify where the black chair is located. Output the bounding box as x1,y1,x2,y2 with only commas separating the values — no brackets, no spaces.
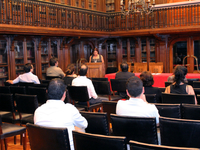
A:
187,78,199,86
10,86,26,95
110,79,127,98
80,111,110,135
26,123,70,150
181,104,200,120
63,76,75,86
0,93,20,124
159,87,166,93
19,82,34,93
46,76,61,80
145,94,157,103
67,86,102,112
160,116,200,148
41,80,50,86
0,115,26,150
197,94,200,105
92,80,121,101
129,140,198,150
193,81,200,88
28,86,47,105
162,93,195,104
154,103,181,118
102,101,117,125
165,82,173,87
15,94,38,124
193,88,200,100
92,78,108,81
72,130,127,150
0,86,10,93
31,83,49,89
110,114,158,144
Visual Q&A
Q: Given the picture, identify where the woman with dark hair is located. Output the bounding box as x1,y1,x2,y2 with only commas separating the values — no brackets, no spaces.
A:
140,71,162,103
65,64,77,77
165,65,197,104
89,48,104,63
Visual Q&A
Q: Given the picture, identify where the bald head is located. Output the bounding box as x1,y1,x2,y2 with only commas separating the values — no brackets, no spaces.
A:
79,64,88,76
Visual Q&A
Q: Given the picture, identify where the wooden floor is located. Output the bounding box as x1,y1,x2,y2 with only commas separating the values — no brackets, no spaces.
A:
4,135,31,150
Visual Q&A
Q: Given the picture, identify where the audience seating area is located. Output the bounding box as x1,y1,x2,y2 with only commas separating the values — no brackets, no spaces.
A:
1,76,200,149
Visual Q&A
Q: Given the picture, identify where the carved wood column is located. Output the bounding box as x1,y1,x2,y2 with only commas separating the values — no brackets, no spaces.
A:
187,37,194,73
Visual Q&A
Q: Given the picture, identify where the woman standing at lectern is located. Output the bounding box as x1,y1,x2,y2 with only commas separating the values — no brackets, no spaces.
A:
89,48,104,63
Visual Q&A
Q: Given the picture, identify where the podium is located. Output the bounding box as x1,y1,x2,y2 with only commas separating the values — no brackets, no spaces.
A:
85,63,105,78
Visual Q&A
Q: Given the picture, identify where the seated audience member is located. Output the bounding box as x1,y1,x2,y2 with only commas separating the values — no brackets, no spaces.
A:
116,76,160,125
167,65,187,82
46,57,65,78
115,62,135,98
72,64,105,105
6,63,40,84
165,65,197,105
34,78,88,150
65,64,77,78
140,71,162,103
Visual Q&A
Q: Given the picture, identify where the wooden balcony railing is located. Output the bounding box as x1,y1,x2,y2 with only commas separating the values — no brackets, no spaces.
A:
0,0,200,32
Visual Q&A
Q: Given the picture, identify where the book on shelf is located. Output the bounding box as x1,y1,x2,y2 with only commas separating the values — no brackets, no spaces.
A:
0,55,3,63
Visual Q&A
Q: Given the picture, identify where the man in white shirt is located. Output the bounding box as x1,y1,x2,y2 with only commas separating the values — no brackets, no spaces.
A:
34,78,87,150
6,63,40,84
116,76,160,125
46,57,65,78
72,64,103,105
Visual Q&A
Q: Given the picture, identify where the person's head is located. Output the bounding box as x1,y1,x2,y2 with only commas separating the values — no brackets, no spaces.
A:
66,64,75,75
126,76,143,98
79,64,88,76
48,78,66,101
50,57,58,66
24,63,33,73
92,48,99,56
140,71,154,87
120,62,129,72
173,65,187,86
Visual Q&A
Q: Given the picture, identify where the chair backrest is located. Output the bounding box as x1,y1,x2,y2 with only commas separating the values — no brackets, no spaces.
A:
63,77,75,86
28,86,47,104
160,116,200,148
92,78,108,81
67,86,90,102
197,94,200,105
92,80,111,95
26,123,70,150
145,94,157,103
15,94,38,114
0,93,15,113
181,104,200,120
159,87,166,93
46,76,61,80
10,86,26,95
129,140,199,150
31,83,49,89
187,78,199,86
193,88,200,98
110,79,127,92
154,103,181,118
80,111,110,135
0,86,10,93
162,93,195,104
193,81,200,88
110,114,158,144
165,82,173,87
19,82,34,93
41,80,50,86
72,131,127,150
102,101,117,125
